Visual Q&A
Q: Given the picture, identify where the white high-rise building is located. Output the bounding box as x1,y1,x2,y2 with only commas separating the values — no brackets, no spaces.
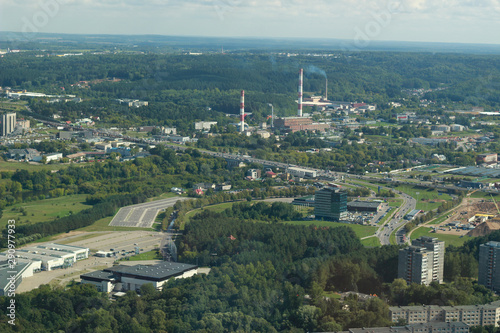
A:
398,237,445,285
412,236,445,284
1,112,16,136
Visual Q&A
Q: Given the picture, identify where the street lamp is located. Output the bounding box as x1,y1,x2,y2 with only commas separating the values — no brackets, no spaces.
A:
268,103,274,128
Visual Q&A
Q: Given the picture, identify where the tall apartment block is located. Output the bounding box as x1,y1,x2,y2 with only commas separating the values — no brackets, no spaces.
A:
478,241,500,292
314,185,348,221
1,112,16,136
398,237,445,285
412,236,444,283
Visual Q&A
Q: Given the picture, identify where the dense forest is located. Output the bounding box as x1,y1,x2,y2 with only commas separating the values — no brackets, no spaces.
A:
1,212,498,332
0,147,295,245
3,50,500,174
2,42,500,332
1,51,500,129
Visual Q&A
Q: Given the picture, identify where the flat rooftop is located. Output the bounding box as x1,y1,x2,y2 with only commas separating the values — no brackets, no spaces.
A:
80,270,116,282
347,201,382,208
104,262,198,281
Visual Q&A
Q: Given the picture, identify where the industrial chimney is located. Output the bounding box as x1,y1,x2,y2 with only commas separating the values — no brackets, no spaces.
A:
298,68,303,117
325,78,328,101
240,90,245,132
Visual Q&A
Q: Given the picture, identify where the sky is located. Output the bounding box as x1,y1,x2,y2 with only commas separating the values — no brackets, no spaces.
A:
1,0,500,45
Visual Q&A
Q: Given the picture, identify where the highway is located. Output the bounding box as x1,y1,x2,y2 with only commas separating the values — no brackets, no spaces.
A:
27,114,474,245
377,192,416,245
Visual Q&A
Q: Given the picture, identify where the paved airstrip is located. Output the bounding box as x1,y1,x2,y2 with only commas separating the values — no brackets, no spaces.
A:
109,197,189,228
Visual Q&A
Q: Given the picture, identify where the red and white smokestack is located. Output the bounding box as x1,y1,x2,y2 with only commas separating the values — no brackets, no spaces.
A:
298,68,303,117
240,90,245,132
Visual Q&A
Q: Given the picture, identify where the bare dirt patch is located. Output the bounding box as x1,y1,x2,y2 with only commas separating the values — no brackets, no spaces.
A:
432,198,498,236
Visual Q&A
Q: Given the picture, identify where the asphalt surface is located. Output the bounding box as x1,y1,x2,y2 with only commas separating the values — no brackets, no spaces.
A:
377,192,417,245
109,197,190,228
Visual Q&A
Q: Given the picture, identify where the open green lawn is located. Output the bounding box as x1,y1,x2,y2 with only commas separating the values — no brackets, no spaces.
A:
283,220,377,239
0,100,28,111
390,223,406,245
378,209,395,226
30,217,154,244
428,214,451,225
348,180,380,193
148,192,181,201
410,226,469,247
120,249,163,261
0,161,73,172
1,194,91,229
396,184,452,211
182,202,239,229
323,291,342,299
361,237,381,247
471,191,500,200
388,199,403,208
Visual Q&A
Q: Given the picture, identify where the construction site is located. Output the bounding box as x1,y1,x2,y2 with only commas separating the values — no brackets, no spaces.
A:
432,194,500,237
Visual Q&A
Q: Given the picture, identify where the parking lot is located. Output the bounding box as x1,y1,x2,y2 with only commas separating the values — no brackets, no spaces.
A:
109,197,189,228
69,230,164,254
16,230,167,293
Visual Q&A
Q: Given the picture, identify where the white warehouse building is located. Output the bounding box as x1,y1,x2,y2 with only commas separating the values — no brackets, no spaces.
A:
0,243,89,272
286,166,317,178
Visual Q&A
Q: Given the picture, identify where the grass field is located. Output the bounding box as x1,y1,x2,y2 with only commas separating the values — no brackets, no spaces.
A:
1,194,92,229
25,212,154,245
410,226,469,247
390,224,405,245
396,184,452,211
182,202,238,229
123,131,151,138
428,214,451,225
388,199,403,208
364,135,392,144
0,161,72,172
361,236,381,247
0,100,27,111
120,249,163,261
348,180,380,193
148,192,180,201
471,191,500,200
378,208,395,226
323,291,342,299
283,220,377,239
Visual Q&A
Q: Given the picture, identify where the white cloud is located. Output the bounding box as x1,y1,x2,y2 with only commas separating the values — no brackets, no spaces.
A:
0,0,499,43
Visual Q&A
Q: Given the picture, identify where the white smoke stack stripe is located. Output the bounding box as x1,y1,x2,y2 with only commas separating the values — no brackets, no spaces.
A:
240,90,245,132
298,68,303,117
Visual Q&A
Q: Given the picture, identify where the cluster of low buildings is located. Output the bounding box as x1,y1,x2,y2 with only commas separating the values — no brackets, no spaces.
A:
116,98,148,108
0,244,89,296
